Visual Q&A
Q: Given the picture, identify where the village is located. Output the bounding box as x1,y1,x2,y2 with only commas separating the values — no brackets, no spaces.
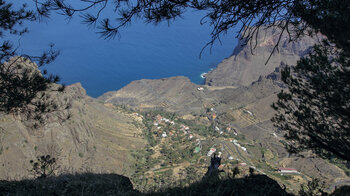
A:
129,109,303,189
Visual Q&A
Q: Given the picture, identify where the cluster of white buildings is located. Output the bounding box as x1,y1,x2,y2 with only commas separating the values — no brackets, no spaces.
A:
180,124,190,135
233,140,247,152
155,114,174,125
153,115,194,140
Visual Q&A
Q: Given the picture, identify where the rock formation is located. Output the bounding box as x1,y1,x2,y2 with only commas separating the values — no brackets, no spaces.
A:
0,63,146,179
205,27,320,87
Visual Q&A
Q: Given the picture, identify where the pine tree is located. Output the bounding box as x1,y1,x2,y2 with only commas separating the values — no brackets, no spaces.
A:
0,1,64,126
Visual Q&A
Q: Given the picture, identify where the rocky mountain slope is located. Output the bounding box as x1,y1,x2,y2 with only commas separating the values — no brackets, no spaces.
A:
0,61,146,179
98,76,281,116
204,27,320,87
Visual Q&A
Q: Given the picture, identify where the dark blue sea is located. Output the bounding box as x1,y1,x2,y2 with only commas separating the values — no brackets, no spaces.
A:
17,9,237,97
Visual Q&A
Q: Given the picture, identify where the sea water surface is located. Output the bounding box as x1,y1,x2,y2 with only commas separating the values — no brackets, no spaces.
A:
16,9,237,97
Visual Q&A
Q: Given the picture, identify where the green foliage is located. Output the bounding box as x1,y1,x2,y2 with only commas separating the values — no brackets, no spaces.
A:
272,0,350,161
292,0,350,51
192,123,213,137
270,172,292,181
328,158,350,177
130,148,157,187
0,1,65,126
0,57,67,126
235,134,246,141
298,178,326,196
143,123,158,147
30,155,58,179
272,43,350,161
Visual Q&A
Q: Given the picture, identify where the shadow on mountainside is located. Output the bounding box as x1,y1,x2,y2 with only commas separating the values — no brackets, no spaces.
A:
0,172,293,196
148,173,291,196
0,173,136,196
1,172,349,196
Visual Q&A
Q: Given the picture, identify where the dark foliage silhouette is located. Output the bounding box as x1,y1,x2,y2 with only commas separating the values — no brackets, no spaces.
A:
272,43,350,161
30,155,58,179
34,0,330,58
0,1,69,126
272,0,350,161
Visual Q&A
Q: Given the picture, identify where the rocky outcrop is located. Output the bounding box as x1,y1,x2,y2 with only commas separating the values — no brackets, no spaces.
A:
0,66,146,180
205,27,319,87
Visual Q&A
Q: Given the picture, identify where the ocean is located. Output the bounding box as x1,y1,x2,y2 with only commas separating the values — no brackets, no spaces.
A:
16,9,237,97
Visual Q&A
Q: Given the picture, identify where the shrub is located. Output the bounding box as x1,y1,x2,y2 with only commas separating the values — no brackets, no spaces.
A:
30,155,58,179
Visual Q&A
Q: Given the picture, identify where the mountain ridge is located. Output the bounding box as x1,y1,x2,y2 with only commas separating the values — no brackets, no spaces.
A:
205,27,320,87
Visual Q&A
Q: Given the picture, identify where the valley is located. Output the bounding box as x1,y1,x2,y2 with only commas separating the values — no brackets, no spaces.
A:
1,27,349,195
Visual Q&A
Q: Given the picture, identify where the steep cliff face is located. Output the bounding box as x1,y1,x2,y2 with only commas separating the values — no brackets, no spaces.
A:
205,27,319,87
0,79,146,180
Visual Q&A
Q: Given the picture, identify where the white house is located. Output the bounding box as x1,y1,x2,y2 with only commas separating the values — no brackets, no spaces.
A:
244,109,253,116
207,148,216,157
162,132,167,138
234,142,241,148
278,168,299,174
